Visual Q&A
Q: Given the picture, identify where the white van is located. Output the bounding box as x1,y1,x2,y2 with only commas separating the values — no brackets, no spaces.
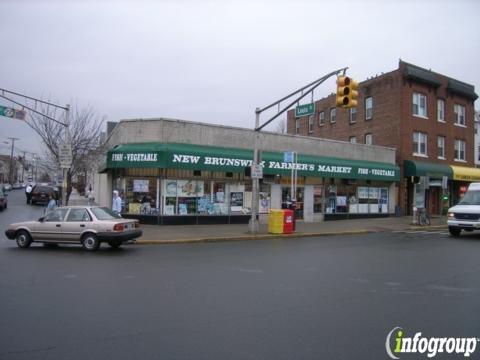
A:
447,182,480,236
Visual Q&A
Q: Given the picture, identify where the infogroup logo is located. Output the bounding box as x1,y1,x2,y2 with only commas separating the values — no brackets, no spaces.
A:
385,327,479,359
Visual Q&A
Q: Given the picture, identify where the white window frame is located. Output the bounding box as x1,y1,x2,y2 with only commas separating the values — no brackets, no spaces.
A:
308,115,314,133
365,133,373,145
454,104,466,127
295,119,300,134
437,99,445,122
318,111,325,126
412,92,428,118
330,107,336,123
413,132,428,157
349,107,357,124
437,136,445,159
349,136,357,144
365,97,373,120
454,139,466,162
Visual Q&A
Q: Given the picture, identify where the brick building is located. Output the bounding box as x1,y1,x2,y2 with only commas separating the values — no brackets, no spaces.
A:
287,60,478,215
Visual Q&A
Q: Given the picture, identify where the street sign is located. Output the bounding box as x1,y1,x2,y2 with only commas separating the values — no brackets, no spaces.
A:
284,151,294,163
295,103,315,118
58,143,72,168
0,105,26,120
251,164,263,179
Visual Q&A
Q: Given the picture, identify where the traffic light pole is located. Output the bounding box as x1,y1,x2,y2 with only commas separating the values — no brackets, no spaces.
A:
248,67,348,234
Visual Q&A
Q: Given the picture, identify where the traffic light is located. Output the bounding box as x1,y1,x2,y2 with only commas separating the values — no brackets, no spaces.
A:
336,76,359,108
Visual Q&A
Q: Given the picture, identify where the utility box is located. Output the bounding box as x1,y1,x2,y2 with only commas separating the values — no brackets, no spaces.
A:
268,209,295,234
268,210,285,234
283,209,294,234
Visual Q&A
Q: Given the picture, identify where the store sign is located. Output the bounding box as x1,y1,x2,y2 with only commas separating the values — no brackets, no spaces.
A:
111,153,158,162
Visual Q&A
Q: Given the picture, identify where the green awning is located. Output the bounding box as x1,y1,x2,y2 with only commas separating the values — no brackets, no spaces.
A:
107,142,400,181
404,160,453,179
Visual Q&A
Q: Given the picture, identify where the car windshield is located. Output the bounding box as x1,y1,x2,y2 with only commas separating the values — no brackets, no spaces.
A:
90,207,122,220
458,190,480,205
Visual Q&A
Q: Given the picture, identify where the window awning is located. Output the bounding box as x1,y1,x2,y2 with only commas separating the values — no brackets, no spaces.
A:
450,165,480,181
404,160,453,179
106,142,400,181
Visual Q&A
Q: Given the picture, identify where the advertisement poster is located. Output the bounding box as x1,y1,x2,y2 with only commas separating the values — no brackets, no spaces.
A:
259,192,270,213
165,181,177,197
230,192,244,212
133,179,149,193
177,180,204,197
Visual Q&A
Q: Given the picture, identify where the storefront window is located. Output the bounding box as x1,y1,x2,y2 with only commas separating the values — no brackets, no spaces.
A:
125,178,158,215
197,181,228,215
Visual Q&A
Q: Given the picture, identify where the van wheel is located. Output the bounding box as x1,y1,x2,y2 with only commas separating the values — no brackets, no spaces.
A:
449,227,461,237
16,230,32,249
82,234,100,251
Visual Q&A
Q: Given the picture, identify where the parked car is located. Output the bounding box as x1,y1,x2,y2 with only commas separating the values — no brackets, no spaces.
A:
447,182,480,237
5,206,142,251
2,183,12,191
30,185,58,205
12,183,23,189
0,187,7,211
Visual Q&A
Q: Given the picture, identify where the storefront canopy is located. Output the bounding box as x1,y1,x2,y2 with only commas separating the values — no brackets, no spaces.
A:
404,160,453,179
107,142,400,181
450,165,480,181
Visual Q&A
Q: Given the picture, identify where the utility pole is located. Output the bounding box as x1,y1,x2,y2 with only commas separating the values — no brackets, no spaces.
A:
249,67,348,233
21,151,26,182
7,137,19,185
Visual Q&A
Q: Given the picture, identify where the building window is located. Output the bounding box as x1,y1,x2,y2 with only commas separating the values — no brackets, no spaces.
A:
318,111,325,126
437,136,445,159
454,139,466,161
437,99,445,122
365,97,373,120
412,92,427,118
365,133,373,145
454,104,466,126
308,115,314,133
349,136,357,144
330,108,336,123
413,132,427,156
295,119,300,134
349,107,357,124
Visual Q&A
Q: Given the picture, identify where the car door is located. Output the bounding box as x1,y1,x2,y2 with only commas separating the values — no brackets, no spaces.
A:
62,208,92,242
32,208,68,241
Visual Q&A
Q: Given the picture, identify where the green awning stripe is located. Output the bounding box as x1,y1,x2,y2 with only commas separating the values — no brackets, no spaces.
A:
107,142,400,181
403,160,453,179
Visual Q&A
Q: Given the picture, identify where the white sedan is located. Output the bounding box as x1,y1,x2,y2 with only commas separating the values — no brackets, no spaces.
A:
5,206,142,251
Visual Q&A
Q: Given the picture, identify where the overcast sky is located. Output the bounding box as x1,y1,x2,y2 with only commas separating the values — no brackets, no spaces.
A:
1,0,479,160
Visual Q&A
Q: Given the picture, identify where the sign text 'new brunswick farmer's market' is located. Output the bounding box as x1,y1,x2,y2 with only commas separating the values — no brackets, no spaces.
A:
110,152,397,179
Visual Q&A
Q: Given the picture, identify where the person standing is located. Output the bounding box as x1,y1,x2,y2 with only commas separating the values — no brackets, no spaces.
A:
25,184,33,204
112,190,122,215
88,188,95,206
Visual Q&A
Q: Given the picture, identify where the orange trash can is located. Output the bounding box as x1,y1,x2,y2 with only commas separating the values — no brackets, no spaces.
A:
283,209,294,234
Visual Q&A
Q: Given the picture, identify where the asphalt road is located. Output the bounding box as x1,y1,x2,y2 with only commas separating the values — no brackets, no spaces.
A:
1,190,479,360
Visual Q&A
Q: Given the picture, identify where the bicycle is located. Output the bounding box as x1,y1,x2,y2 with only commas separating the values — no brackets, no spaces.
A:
417,208,431,226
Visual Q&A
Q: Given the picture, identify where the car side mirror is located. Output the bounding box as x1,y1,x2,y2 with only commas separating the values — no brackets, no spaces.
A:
38,217,44,222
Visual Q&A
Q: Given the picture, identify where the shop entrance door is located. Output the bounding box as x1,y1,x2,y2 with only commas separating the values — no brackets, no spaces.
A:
282,187,304,219
428,187,441,215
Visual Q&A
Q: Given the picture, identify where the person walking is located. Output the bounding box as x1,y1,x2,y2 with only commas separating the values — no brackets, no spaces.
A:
45,193,57,214
88,188,95,206
25,184,33,204
112,190,122,215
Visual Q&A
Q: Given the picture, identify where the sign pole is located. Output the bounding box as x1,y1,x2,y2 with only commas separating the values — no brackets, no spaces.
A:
249,109,261,233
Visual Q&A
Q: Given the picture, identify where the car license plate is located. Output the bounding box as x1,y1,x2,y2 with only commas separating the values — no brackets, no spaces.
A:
124,223,132,229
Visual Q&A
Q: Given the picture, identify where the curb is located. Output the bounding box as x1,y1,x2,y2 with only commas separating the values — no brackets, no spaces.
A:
136,229,373,245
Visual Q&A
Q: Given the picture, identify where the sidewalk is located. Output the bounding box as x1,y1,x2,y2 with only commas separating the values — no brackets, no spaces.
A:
66,189,448,244
137,215,448,244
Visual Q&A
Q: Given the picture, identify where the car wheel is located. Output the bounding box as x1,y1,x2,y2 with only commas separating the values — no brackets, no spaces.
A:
449,227,461,237
108,240,122,249
16,230,32,249
82,234,100,252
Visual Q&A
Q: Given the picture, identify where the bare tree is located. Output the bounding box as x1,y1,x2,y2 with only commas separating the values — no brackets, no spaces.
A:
275,118,287,134
27,104,105,205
